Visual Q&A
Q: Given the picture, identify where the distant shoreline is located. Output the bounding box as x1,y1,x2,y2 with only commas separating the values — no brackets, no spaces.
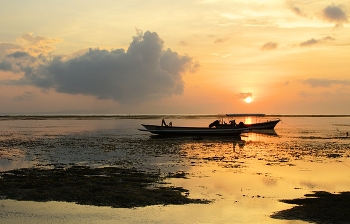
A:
1,114,350,120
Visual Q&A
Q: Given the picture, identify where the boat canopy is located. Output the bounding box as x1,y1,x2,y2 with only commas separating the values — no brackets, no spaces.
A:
226,114,265,117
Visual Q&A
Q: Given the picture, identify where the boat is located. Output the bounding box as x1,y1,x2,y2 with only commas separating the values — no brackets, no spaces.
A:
139,119,250,136
243,119,280,129
213,114,280,130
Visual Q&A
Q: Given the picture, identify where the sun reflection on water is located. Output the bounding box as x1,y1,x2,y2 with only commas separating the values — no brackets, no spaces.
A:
0,117,349,223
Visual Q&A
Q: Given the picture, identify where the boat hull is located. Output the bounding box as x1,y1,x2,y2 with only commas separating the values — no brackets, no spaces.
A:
216,119,280,130
139,124,248,136
245,119,280,129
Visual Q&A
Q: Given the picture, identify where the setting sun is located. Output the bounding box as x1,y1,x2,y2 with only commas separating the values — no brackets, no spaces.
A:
244,96,252,103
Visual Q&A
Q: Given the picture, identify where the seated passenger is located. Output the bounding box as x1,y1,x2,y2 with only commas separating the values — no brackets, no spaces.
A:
161,119,168,127
237,121,246,128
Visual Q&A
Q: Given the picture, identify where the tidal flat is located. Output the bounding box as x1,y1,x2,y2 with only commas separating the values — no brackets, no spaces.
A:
0,116,350,223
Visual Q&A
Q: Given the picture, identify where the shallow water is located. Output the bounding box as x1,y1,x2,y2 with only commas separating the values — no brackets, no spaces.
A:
1,116,350,223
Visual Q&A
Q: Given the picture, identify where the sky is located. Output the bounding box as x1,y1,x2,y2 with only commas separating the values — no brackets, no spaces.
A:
0,0,349,115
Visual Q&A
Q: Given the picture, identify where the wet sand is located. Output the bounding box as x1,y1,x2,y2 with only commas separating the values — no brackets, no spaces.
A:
271,191,350,223
0,166,208,208
0,117,350,223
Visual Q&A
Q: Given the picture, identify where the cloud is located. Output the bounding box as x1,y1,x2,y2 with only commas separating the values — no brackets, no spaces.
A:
179,40,188,46
261,42,278,51
1,31,199,103
287,1,308,18
214,38,229,43
207,35,231,44
322,4,348,27
211,53,232,58
244,19,274,27
238,92,252,99
287,2,349,27
0,43,23,58
298,91,313,98
290,6,306,17
0,51,41,73
299,36,335,47
322,36,336,42
17,32,62,56
302,78,350,87
300,38,318,47
13,91,36,101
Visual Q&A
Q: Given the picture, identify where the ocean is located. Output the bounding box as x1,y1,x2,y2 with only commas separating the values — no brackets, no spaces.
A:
0,115,350,223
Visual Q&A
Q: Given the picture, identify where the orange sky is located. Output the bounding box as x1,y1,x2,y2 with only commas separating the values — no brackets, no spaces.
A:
0,0,349,114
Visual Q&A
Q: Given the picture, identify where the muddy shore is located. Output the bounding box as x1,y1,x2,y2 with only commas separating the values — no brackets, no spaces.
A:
0,165,208,208
271,191,350,223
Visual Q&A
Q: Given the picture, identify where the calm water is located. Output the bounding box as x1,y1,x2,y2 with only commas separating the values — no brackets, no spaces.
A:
0,115,350,223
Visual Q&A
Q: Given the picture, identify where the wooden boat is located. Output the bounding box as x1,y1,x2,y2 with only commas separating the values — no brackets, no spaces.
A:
139,121,249,136
243,119,280,129
139,113,279,136
213,114,280,130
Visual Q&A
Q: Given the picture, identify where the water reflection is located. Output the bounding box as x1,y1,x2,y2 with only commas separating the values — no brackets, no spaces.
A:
251,129,279,137
146,130,280,155
1,117,350,224
0,159,35,172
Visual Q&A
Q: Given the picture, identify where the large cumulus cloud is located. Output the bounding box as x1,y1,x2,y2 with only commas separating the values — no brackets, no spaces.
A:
1,31,199,103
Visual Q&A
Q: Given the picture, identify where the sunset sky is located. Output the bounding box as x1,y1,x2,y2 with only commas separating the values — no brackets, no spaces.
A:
1,0,349,115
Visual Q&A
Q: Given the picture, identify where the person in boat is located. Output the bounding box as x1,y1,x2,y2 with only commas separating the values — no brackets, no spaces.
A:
209,120,220,128
237,121,246,128
161,119,168,127
162,119,172,127
229,120,236,127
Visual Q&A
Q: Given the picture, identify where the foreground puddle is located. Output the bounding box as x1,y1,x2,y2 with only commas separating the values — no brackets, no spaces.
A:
0,159,35,172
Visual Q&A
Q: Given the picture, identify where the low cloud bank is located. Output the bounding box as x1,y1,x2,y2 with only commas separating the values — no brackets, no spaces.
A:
302,78,350,87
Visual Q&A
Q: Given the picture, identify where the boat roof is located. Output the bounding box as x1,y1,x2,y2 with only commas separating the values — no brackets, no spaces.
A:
226,113,265,117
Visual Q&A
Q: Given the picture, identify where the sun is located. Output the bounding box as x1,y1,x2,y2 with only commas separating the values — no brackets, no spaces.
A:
244,96,252,103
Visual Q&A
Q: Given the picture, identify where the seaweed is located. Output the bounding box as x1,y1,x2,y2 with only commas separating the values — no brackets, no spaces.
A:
0,166,209,208
271,191,350,223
